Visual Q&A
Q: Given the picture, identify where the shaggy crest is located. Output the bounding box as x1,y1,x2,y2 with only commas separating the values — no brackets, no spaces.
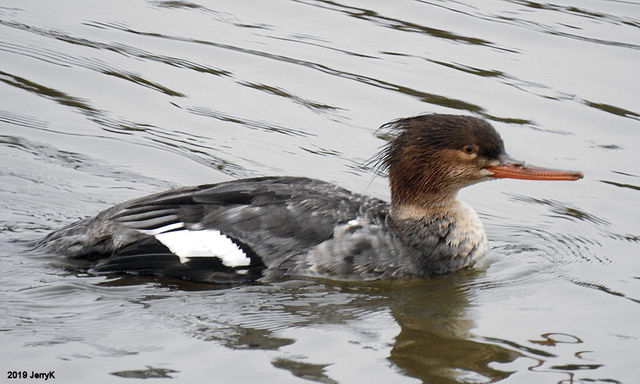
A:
371,114,505,176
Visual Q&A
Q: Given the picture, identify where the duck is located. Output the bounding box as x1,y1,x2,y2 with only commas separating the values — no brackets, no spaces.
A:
38,114,583,284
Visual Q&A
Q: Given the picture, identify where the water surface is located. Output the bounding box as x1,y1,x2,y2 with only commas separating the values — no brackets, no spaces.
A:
1,1,639,383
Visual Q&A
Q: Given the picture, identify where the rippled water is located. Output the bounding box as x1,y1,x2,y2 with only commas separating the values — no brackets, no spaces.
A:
1,1,639,383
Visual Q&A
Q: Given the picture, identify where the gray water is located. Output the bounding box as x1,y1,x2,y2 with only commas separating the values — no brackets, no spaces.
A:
1,1,639,383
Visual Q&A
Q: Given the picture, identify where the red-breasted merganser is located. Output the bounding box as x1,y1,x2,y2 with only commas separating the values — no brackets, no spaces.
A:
39,114,583,283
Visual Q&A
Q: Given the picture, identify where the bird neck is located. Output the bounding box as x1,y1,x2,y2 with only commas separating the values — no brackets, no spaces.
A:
389,194,459,221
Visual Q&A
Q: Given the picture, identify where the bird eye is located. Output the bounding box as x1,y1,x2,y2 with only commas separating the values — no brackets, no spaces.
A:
462,144,477,155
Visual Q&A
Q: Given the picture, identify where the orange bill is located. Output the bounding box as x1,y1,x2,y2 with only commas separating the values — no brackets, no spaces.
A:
486,161,583,181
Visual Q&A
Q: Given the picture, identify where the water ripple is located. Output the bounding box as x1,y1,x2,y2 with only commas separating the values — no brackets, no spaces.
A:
296,0,514,51
187,106,313,137
86,21,533,122
239,81,342,113
0,70,98,115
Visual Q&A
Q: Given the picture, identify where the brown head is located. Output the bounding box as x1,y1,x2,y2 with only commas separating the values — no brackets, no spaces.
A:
375,114,583,210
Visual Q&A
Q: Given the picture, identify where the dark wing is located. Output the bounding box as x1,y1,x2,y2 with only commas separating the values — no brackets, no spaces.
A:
41,176,388,283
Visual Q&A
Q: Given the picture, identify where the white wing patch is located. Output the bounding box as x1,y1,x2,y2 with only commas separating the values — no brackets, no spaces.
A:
153,229,250,267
